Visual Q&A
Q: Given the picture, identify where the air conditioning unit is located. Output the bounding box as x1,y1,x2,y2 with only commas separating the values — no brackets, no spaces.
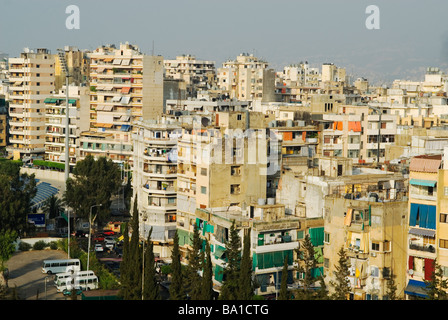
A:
370,252,376,257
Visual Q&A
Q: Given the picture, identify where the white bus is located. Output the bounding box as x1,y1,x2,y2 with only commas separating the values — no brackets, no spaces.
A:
56,274,99,292
54,270,95,286
42,259,81,274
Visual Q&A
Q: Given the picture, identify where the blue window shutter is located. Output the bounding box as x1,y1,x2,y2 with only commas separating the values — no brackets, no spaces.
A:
419,204,428,229
410,203,418,227
428,205,436,229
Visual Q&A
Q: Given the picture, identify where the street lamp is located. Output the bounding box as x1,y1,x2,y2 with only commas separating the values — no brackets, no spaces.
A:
87,204,102,271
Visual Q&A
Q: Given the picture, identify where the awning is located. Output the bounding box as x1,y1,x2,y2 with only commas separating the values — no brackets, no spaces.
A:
113,59,122,65
410,157,441,173
121,87,131,94
103,105,114,111
96,67,105,73
121,125,131,132
95,123,113,128
409,227,436,237
404,280,428,298
121,59,130,66
410,179,437,187
120,96,131,104
112,96,122,102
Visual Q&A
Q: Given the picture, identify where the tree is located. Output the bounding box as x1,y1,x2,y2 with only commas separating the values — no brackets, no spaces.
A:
65,155,121,223
0,229,17,271
294,234,320,300
128,196,142,300
185,223,202,300
330,246,351,300
386,277,398,300
143,228,159,300
119,222,130,299
278,255,290,300
219,221,241,300
42,195,64,220
169,230,185,300
0,161,36,235
200,240,214,300
425,259,448,300
238,228,254,300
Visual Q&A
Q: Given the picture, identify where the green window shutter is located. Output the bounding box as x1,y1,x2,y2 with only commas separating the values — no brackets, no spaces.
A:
309,227,324,247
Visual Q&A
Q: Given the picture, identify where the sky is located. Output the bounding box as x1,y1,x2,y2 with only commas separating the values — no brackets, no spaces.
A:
1,0,448,85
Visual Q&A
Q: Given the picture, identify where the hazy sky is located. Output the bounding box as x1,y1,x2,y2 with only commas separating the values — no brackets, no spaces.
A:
1,0,448,85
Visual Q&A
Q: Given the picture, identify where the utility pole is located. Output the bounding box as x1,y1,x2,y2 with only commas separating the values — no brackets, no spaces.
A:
58,48,72,257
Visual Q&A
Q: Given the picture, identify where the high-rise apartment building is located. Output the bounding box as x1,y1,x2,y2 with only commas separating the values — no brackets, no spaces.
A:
217,53,275,102
54,46,90,92
7,48,55,160
44,85,90,167
164,54,215,98
80,43,164,164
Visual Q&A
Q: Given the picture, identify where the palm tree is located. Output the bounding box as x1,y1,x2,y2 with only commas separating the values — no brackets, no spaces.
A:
42,195,64,220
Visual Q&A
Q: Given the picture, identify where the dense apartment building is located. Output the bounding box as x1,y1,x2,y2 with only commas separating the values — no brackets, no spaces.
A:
217,53,275,102
0,94,7,148
79,43,164,164
321,105,398,164
44,85,90,167
54,46,90,92
164,54,215,98
323,170,409,300
404,154,441,299
7,48,55,160
132,118,180,258
176,111,270,258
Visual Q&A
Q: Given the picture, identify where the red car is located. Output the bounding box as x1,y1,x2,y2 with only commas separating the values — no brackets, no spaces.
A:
93,234,105,242
103,230,115,236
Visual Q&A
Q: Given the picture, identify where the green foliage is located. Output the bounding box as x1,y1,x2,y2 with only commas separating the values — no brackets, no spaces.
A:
330,246,351,300
238,228,254,300
425,259,448,300
143,228,159,300
64,155,121,223
42,195,64,220
18,242,32,251
185,223,203,300
219,221,241,300
200,241,214,300
278,255,290,300
0,230,17,270
49,241,58,250
0,161,37,235
32,160,65,171
169,231,185,300
32,240,48,250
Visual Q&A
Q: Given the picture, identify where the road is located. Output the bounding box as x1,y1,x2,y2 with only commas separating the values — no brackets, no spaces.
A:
6,249,68,300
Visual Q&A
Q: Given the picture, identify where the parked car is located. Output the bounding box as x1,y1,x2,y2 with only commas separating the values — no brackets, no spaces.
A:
103,230,115,236
93,234,105,242
75,230,88,238
94,244,104,252
62,288,83,296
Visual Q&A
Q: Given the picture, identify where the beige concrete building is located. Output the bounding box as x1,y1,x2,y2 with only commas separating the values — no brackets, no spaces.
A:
44,85,90,167
7,48,55,160
217,53,275,102
164,54,215,97
80,43,164,164
323,172,409,300
54,46,90,92
132,118,180,258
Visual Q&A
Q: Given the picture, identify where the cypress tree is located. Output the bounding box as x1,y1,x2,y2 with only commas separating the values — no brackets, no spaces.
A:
330,246,351,300
169,230,185,300
238,228,253,300
128,196,142,299
278,255,289,300
425,259,448,300
200,240,214,300
185,223,202,300
119,222,130,299
295,234,318,300
143,228,159,300
219,220,241,300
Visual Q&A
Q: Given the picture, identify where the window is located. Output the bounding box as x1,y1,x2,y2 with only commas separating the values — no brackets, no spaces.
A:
440,239,448,249
371,266,379,277
372,242,380,251
441,213,448,223
445,187,448,196
201,186,207,194
231,166,241,176
237,114,242,120
383,241,391,252
324,232,330,243
230,184,240,195
200,168,207,176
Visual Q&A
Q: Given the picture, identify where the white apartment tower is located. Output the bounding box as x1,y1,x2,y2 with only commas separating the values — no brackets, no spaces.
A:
80,43,164,164
7,48,55,160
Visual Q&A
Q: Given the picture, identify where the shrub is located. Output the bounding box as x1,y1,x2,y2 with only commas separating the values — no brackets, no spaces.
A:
18,242,32,251
33,240,48,250
49,241,58,250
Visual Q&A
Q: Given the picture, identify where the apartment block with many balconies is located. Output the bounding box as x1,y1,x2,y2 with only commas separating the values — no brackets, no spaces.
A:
80,43,163,165
7,48,55,160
